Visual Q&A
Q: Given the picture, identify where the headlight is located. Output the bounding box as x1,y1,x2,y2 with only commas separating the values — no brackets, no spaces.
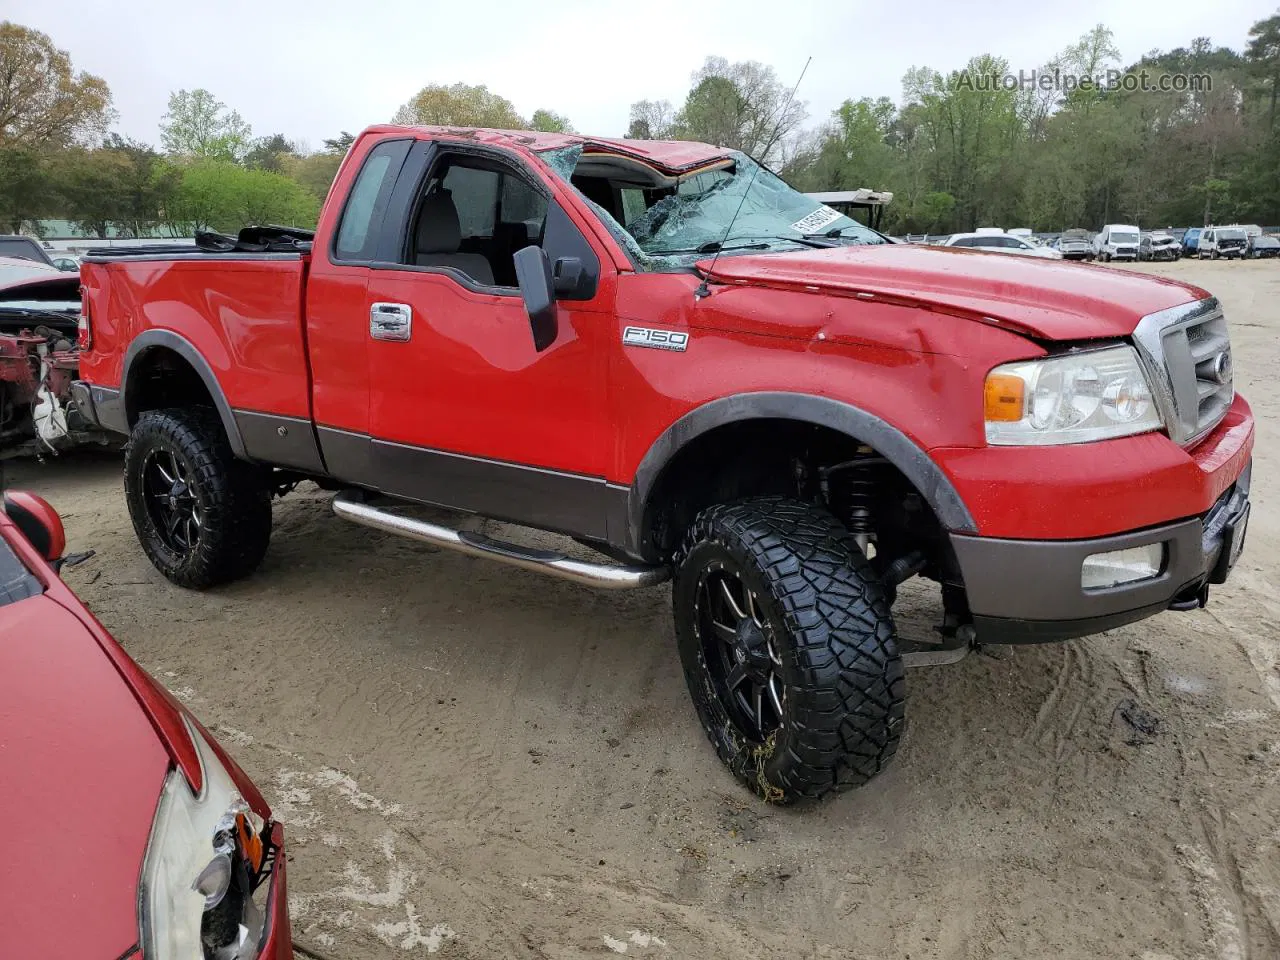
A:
140,718,270,960
984,345,1162,445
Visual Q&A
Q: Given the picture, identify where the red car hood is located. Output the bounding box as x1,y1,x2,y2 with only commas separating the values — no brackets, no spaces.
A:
700,243,1206,340
0,594,168,959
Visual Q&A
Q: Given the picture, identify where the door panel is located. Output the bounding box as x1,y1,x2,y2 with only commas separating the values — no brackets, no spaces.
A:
362,146,613,537
363,271,611,534
307,136,413,480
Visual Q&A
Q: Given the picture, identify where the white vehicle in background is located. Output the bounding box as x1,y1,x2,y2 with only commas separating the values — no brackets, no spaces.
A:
1094,224,1141,262
941,232,1063,259
1198,226,1249,260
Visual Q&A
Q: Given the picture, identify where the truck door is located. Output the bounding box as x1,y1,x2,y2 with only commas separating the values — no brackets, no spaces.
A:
306,136,415,472
359,141,616,540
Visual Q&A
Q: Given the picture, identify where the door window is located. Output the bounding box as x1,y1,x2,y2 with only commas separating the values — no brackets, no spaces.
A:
407,156,549,287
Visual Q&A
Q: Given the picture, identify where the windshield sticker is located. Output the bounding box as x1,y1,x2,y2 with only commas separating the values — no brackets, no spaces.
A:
790,206,842,234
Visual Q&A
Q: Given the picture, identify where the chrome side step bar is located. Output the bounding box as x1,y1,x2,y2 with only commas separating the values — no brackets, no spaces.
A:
901,644,972,668
331,491,670,591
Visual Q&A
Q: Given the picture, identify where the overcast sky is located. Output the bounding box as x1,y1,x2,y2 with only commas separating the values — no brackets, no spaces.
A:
8,0,1273,149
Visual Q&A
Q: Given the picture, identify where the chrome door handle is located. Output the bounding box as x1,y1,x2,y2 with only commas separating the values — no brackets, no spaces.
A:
370,302,412,341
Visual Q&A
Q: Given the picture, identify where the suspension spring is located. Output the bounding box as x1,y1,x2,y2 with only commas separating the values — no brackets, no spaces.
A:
819,453,886,558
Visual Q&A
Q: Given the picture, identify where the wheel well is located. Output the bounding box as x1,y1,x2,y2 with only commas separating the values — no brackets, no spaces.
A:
641,418,957,582
125,347,217,426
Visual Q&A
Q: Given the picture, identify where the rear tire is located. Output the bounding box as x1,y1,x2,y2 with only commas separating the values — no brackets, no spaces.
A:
673,497,905,804
125,408,272,589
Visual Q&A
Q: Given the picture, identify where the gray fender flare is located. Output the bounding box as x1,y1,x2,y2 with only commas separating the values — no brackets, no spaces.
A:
628,391,976,553
122,329,248,459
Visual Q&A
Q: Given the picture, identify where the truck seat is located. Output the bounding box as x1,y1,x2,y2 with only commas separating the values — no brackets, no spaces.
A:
414,190,495,285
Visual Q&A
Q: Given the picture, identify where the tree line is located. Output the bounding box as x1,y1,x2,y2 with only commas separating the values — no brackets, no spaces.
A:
2,14,1278,239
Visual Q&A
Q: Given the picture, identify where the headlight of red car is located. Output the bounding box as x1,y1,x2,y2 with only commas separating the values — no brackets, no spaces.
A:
139,718,272,960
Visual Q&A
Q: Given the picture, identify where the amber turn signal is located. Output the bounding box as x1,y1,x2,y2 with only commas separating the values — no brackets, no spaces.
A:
237,813,265,873
984,373,1025,422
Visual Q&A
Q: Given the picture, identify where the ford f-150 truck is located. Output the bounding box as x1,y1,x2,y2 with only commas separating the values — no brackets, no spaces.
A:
74,125,1254,804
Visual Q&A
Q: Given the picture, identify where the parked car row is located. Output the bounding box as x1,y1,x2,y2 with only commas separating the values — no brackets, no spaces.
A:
1140,232,1182,261
0,234,80,271
939,231,1062,258
910,224,1280,264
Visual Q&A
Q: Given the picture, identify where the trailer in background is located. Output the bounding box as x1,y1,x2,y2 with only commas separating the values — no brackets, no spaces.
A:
804,189,893,232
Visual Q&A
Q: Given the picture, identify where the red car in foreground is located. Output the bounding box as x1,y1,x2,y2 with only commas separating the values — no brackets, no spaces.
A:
0,491,291,958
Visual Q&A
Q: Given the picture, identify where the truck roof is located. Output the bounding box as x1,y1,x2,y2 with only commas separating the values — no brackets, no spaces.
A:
364,124,731,175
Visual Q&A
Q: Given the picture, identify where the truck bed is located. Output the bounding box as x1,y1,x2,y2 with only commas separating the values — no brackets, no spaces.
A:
78,247,313,436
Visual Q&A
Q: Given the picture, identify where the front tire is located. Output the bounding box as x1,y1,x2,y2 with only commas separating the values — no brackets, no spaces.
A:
125,408,272,589
673,497,905,804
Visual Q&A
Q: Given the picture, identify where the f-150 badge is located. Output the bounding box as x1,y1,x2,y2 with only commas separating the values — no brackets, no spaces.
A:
623,326,689,352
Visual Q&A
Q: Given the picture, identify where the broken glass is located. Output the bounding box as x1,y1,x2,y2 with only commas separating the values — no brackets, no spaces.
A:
627,153,884,260
538,144,582,181
536,147,885,272
536,144,685,272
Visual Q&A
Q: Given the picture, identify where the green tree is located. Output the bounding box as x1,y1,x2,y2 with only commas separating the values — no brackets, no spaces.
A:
100,135,170,237
625,99,676,139
52,147,130,238
391,83,524,127
160,89,252,161
1246,13,1280,131
530,109,573,133
674,56,806,159
322,131,356,154
244,133,298,173
0,146,53,231
802,97,897,193
0,21,112,147
281,151,343,202
163,160,319,233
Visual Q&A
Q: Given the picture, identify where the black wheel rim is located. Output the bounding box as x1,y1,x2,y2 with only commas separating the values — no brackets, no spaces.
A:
142,449,202,555
693,560,786,743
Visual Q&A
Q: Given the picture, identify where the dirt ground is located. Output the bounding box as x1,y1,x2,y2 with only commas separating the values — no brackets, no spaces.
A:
11,258,1280,959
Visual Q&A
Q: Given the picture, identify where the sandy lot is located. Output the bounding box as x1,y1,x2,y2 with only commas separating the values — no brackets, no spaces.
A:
11,259,1280,959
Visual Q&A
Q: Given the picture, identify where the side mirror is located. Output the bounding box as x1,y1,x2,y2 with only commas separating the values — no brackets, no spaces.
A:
4,491,65,562
514,245,558,352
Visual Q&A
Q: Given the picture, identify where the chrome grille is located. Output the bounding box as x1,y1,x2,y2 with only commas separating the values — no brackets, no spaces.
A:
1132,297,1233,445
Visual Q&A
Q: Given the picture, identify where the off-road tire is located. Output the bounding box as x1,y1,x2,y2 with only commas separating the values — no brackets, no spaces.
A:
673,497,905,804
125,407,272,589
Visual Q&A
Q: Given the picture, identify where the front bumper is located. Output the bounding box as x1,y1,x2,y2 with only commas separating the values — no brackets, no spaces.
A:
258,822,294,959
952,460,1251,643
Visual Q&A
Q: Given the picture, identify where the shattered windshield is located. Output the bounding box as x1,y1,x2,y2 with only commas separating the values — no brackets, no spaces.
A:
538,146,886,271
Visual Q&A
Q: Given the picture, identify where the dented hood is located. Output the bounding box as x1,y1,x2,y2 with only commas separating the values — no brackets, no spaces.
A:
0,593,169,959
699,243,1206,341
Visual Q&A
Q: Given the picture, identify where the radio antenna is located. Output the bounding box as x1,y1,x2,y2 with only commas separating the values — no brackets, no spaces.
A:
695,56,812,299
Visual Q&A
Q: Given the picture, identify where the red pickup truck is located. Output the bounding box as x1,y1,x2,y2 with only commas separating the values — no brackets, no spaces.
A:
75,125,1254,803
